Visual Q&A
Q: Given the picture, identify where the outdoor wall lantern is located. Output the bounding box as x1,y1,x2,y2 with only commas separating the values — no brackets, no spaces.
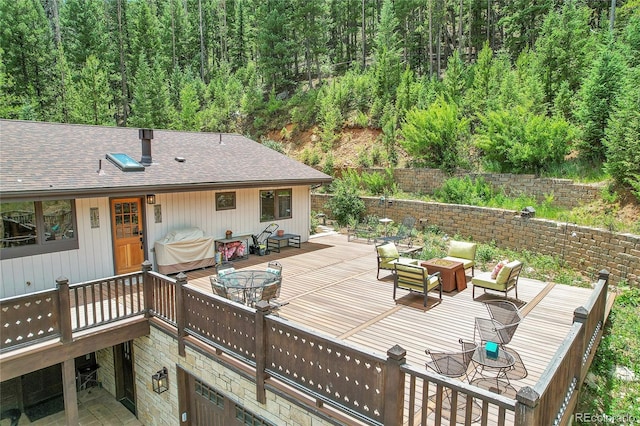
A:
146,194,156,205
152,367,168,394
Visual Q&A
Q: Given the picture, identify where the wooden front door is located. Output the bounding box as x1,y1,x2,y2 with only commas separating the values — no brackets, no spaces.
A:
111,198,144,275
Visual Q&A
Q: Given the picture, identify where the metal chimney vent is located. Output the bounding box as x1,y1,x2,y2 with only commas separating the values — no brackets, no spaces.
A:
139,128,154,166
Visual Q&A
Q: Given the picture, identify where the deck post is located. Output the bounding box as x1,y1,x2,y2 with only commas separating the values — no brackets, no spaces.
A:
175,272,187,357
142,260,153,318
56,276,72,343
62,358,79,425
384,344,406,426
255,301,271,404
514,386,540,425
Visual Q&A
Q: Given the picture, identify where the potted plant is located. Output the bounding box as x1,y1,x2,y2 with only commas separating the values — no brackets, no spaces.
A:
226,230,233,239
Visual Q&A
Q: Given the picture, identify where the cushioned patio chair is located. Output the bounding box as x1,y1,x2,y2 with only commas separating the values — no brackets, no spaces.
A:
471,260,523,299
474,300,523,347
442,240,477,276
375,241,417,279
393,262,442,307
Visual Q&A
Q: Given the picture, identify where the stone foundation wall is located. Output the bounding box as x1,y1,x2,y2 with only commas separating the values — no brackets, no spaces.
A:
312,194,639,286
369,168,604,209
96,347,116,396
134,326,334,426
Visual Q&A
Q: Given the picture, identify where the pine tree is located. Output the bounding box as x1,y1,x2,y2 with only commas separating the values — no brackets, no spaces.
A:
70,56,114,125
576,44,626,161
0,0,56,120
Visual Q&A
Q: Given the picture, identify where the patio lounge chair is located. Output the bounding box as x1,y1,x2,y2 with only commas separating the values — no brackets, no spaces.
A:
393,262,442,307
474,300,523,347
376,216,416,246
471,260,523,299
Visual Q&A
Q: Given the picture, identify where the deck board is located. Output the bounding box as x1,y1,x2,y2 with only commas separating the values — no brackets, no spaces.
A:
186,232,597,404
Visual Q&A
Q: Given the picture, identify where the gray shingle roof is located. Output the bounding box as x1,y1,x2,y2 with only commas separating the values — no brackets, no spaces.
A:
0,120,332,200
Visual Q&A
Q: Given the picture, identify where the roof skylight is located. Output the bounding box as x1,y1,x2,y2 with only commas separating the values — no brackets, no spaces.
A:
106,153,145,172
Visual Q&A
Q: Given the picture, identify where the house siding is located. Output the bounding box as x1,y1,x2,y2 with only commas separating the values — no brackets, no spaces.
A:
1,187,311,298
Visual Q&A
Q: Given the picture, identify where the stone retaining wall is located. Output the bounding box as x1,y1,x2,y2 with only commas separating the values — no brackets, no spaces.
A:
312,194,639,286
368,168,604,209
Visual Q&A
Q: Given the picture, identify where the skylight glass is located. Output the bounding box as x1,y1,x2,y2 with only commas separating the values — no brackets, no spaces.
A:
106,153,145,172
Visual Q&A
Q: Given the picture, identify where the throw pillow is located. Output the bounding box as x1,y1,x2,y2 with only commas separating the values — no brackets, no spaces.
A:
490,260,508,279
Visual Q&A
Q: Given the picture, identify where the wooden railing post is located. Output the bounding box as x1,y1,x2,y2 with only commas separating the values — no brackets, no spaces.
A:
514,386,540,426
598,269,610,284
142,260,153,318
255,300,271,404
56,276,72,343
384,344,406,426
175,272,187,357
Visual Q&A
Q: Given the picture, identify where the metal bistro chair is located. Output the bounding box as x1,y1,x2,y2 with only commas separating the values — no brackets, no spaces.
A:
474,300,523,347
426,338,478,382
425,339,479,420
376,216,416,246
210,275,243,303
266,260,283,295
261,261,288,312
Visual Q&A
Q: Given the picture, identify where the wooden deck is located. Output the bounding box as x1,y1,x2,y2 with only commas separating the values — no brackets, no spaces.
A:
186,232,597,396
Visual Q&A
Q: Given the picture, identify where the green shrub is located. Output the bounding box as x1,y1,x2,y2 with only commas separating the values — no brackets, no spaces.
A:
325,176,366,226
434,176,496,205
323,154,334,175
261,138,285,153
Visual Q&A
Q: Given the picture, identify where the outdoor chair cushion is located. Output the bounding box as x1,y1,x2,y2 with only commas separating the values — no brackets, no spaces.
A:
443,240,477,275
472,260,523,299
394,263,442,306
377,243,399,268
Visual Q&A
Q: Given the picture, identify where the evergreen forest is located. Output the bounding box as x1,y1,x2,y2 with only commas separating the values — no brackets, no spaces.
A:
1,0,639,198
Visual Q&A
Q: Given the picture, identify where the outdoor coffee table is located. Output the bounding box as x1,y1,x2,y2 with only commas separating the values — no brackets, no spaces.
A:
421,258,467,292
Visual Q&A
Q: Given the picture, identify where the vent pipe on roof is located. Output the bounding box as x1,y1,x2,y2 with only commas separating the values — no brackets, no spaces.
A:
139,128,154,166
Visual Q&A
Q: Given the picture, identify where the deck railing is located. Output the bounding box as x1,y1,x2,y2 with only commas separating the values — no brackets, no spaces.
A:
0,288,60,352
0,264,610,425
0,271,145,352
514,270,610,426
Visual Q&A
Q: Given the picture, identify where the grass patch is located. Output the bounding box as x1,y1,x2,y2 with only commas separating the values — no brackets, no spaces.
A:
575,286,640,423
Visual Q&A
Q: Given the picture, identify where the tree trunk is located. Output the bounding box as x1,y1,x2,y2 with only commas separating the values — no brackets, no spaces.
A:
117,0,128,125
199,0,205,80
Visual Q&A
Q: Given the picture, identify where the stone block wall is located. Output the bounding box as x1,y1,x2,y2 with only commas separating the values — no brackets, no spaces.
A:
96,347,116,396
312,194,639,286
134,326,334,426
371,168,603,209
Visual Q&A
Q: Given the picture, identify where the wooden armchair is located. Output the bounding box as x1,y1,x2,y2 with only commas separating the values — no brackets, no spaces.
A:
393,263,442,307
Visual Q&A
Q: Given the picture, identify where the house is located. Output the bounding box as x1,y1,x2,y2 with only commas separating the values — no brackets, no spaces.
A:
0,120,610,426
0,119,331,298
